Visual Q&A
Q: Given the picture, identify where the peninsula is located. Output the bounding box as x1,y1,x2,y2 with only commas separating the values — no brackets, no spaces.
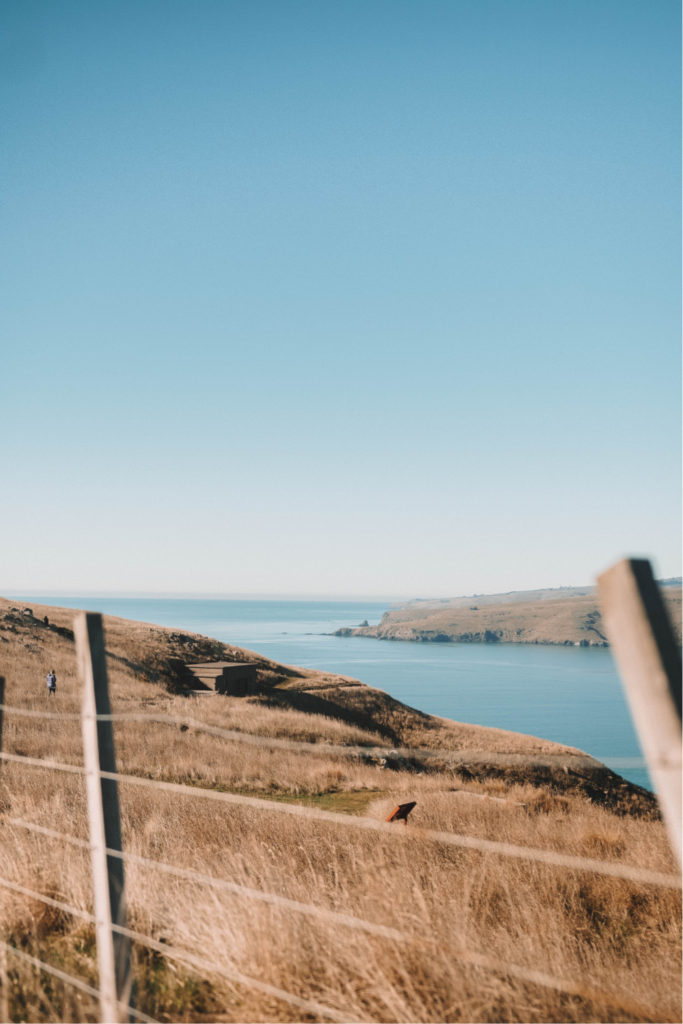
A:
335,581,682,647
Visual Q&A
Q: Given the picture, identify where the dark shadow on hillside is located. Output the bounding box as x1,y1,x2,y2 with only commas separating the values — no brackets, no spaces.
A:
256,687,402,745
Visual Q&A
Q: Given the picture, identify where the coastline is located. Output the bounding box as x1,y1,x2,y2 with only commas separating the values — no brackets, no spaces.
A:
0,593,657,813
334,583,682,648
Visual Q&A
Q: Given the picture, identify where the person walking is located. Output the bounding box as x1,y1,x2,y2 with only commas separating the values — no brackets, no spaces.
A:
46,669,56,697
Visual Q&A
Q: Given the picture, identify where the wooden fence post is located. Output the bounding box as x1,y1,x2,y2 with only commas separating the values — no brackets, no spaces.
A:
597,559,682,866
74,613,133,1023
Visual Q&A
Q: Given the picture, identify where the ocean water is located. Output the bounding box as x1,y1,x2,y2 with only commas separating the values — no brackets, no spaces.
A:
13,595,651,791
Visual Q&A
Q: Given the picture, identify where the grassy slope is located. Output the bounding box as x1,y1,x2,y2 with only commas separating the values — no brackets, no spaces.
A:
0,597,657,812
0,597,680,1023
342,584,682,647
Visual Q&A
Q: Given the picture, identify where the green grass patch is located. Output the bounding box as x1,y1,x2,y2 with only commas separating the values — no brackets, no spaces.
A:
229,787,384,815
135,946,220,1019
265,789,384,815
155,773,385,815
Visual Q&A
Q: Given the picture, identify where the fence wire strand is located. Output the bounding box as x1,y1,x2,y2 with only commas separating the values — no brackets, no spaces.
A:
6,817,91,850
0,751,85,775
1,747,678,887
0,874,357,1023
3,817,407,941
0,702,641,772
0,866,675,1021
0,875,94,924
0,940,157,1023
110,922,361,1023
1,697,679,1021
9,812,681,997
96,709,591,766
0,703,81,722
102,768,681,888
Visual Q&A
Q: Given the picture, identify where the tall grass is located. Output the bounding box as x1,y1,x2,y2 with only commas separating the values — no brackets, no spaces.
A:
0,601,680,1022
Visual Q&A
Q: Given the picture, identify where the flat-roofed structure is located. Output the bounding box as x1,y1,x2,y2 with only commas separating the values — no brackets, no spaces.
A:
186,661,258,696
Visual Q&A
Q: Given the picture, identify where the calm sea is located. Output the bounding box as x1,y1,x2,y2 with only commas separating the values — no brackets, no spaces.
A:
14,595,650,791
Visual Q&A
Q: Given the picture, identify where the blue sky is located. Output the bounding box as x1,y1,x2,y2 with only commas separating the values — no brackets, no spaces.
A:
2,0,680,596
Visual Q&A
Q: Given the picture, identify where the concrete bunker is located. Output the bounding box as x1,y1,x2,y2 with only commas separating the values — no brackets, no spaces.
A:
186,661,258,696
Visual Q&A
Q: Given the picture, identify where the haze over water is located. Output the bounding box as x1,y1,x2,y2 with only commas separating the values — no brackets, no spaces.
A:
13,595,651,791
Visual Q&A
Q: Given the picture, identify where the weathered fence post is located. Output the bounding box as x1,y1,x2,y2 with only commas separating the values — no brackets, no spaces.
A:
597,559,682,866
74,613,133,1022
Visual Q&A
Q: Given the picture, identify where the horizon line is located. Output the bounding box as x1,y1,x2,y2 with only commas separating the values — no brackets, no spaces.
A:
4,577,680,604
3,589,410,602
1,583,600,602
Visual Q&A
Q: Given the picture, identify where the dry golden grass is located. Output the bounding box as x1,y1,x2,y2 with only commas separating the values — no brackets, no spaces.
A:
0,598,680,1023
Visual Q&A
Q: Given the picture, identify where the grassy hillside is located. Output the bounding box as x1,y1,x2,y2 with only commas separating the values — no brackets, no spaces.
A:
337,583,682,647
0,597,680,1023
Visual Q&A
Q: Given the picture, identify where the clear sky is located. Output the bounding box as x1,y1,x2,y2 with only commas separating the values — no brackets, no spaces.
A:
2,0,680,597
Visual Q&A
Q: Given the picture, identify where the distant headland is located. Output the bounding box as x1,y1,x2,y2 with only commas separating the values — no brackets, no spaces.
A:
334,580,682,647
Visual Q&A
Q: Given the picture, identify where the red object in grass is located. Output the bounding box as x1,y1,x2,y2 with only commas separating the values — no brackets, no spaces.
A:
386,801,417,825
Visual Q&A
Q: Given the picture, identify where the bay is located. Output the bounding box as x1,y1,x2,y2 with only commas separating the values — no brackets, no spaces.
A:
13,595,650,791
